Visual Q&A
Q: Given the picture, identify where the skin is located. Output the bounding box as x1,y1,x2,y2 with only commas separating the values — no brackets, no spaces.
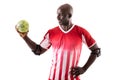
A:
16,3,100,78
57,4,73,31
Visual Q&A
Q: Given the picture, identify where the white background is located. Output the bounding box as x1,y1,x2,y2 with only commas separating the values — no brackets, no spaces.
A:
0,0,120,80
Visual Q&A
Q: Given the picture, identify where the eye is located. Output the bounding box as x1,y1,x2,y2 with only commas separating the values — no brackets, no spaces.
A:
57,14,61,20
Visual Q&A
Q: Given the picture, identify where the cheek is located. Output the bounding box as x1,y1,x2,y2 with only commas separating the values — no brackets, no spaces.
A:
57,16,60,20
57,15,61,21
64,18,70,22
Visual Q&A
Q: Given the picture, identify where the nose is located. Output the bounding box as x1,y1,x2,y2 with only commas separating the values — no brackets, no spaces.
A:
57,15,64,21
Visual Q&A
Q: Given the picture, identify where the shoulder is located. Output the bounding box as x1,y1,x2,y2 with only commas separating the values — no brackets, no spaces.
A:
74,25,89,33
74,25,85,30
47,26,59,35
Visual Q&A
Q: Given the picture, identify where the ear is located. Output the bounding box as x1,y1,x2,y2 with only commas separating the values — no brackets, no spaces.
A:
69,13,72,18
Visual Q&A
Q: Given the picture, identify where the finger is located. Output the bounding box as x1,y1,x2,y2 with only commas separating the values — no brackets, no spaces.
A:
15,25,18,31
73,69,81,76
71,67,77,72
15,25,20,33
70,67,80,75
70,70,77,75
73,71,80,78
72,67,79,71
71,67,78,73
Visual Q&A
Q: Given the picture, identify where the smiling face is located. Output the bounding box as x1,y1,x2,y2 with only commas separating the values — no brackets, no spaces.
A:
57,4,73,26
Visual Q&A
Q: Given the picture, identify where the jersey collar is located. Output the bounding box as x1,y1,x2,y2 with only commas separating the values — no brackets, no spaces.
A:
59,24,75,33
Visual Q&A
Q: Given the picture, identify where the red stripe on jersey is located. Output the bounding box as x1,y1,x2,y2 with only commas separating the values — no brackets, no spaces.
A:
65,51,70,80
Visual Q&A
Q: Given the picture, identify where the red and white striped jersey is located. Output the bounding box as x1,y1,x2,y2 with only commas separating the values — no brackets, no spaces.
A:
40,25,96,80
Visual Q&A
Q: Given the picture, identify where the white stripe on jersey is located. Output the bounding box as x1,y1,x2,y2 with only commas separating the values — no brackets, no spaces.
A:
82,34,86,45
40,33,51,49
68,51,74,80
49,64,55,79
49,49,58,79
54,49,62,80
61,50,68,80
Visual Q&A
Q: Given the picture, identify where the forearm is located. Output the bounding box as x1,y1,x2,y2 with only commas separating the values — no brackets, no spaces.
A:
70,44,100,77
83,54,97,71
22,35,47,55
70,54,97,77
22,35,37,51
83,44,101,71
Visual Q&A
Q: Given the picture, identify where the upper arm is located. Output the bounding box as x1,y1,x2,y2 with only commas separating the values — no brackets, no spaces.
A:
81,28,96,48
40,32,51,49
89,43,101,57
33,31,51,55
75,26,101,57
78,27,101,57
89,43,99,51
39,45,47,54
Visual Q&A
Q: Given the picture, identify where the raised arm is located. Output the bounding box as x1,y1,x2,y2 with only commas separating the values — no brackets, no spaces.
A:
15,27,47,55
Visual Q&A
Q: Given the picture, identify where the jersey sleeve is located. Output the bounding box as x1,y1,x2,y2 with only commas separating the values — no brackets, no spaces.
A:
40,31,51,49
80,27,96,48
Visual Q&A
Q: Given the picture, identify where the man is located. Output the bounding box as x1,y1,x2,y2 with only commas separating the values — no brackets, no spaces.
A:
16,3,101,80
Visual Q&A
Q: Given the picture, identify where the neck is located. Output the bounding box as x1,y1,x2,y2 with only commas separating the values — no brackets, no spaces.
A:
61,23,73,31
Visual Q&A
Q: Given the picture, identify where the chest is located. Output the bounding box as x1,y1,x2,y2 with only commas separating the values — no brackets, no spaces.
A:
49,30,82,49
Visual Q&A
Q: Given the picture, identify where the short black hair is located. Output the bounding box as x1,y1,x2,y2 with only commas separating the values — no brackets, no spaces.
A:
58,3,73,16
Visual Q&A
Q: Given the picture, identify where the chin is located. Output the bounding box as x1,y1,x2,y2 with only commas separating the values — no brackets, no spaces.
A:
63,23,69,26
62,23,68,26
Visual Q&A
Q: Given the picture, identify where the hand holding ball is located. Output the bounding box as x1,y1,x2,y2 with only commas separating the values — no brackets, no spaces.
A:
16,20,29,33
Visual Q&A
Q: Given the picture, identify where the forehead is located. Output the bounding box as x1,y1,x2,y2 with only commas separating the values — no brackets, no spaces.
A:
57,8,71,14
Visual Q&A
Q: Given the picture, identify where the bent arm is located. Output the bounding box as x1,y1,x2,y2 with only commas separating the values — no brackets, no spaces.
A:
83,43,101,71
15,26,47,55
70,43,101,77
23,35,47,55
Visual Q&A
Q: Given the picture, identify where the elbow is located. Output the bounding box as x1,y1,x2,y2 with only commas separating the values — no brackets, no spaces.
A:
32,45,42,56
32,45,46,56
33,52,41,55
91,48,101,57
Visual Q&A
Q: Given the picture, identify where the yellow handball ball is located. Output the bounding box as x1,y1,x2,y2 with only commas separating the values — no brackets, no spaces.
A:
16,20,29,33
